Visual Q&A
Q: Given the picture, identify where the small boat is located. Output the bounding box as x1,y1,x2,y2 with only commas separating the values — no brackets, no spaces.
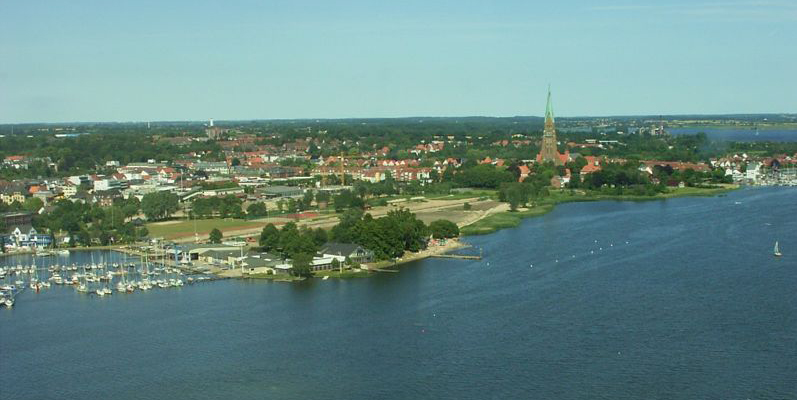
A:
58,249,71,256
322,276,329,280
774,241,782,257
4,298,13,308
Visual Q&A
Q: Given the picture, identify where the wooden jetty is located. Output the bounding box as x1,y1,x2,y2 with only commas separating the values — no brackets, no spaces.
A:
430,254,482,260
430,247,483,260
370,268,399,273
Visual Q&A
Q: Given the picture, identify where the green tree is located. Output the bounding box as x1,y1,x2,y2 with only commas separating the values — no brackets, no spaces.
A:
78,230,91,247
313,227,328,246
302,191,314,209
247,202,268,218
315,190,331,207
429,219,460,239
259,223,280,252
209,228,223,244
506,185,524,211
286,198,298,214
291,252,313,277
141,191,179,221
280,226,318,259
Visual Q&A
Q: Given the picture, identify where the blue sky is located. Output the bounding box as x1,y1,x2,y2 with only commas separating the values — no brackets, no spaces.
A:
1,0,795,123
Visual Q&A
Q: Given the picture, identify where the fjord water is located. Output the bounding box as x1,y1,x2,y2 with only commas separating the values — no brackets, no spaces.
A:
669,128,797,142
2,188,795,399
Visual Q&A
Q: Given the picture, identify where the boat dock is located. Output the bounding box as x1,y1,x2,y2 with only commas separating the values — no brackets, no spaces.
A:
430,254,482,260
429,247,483,260
112,247,209,275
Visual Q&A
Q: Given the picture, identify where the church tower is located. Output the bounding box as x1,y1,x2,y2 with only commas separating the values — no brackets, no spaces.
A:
537,86,566,165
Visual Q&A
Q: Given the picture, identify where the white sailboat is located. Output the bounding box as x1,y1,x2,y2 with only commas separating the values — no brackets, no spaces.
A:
77,263,88,293
774,241,782,257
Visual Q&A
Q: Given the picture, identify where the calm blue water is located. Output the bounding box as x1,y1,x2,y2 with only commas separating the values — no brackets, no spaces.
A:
2,187,796,399
669,128,797,142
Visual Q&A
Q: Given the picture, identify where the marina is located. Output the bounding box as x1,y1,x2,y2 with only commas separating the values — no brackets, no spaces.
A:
0,249,217,309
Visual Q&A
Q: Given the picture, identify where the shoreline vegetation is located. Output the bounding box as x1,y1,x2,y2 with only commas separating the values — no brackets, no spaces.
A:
460,184,738,236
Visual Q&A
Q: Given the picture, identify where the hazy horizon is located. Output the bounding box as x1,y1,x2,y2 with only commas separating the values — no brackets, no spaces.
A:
2,112,797,127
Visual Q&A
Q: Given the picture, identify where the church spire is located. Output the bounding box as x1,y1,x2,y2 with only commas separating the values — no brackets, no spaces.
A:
537,85,565,165
545,84,554,123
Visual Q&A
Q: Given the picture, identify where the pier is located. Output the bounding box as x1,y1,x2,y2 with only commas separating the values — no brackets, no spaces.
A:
430,254,482,260
429,247,483,260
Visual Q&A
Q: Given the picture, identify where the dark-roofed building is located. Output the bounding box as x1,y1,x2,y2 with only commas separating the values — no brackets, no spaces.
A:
241,252,284,275
319,242,374,263
259,185,304,198
1,211,33,228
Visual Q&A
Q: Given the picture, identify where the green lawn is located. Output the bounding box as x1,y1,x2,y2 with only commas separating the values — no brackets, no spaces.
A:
146,218,265,240
461,205,554,236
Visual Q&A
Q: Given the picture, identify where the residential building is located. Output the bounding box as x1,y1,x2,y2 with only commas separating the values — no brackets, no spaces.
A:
0,183,27,205
319,242,374,264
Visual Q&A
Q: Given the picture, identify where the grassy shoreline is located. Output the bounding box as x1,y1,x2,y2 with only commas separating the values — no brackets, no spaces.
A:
461,184,738,236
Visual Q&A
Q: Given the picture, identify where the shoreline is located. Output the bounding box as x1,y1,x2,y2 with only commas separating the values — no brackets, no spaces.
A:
362,238,471,271
460,184,740,236
0,184,743,278
305,183,740,274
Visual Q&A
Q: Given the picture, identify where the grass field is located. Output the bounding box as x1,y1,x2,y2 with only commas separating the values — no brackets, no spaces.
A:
460,205,555,236
147,218,266,240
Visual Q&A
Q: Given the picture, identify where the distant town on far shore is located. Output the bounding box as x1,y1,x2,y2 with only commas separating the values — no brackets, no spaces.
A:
2,97,796,279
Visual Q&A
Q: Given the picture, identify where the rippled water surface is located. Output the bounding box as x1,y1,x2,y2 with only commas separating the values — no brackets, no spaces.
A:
2,187,796,399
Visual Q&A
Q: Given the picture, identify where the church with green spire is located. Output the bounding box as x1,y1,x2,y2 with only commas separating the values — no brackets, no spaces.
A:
536,86,568,166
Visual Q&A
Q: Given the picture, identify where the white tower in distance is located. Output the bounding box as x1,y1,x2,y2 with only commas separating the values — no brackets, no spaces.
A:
209,118,214,127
